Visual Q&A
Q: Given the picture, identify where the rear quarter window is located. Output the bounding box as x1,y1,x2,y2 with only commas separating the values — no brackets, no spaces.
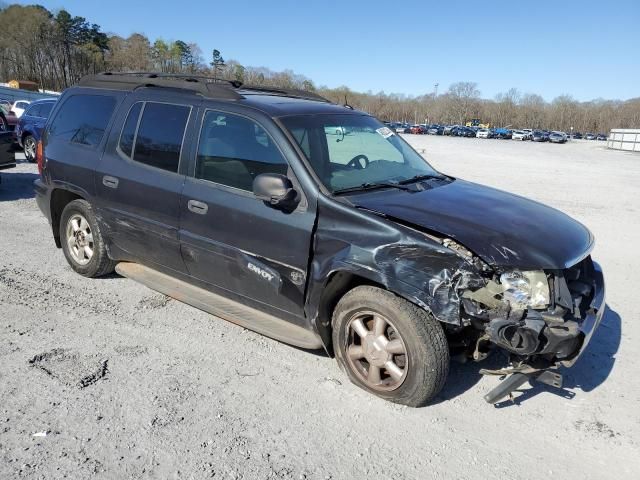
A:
48,94,116,147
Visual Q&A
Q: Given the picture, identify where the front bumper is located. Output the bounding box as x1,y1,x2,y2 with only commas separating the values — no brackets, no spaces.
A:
480,260,606,403
561,261,605,367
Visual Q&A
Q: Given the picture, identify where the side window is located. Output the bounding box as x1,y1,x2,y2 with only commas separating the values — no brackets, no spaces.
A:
118,102,142,158
39,102,54,118
196,111,288,191
48,94,116,147
26,104,41,117
132,102,190,172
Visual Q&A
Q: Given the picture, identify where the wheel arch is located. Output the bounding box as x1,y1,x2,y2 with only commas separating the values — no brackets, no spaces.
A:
21,129,35,143
312,267,437,356
50,188,85,248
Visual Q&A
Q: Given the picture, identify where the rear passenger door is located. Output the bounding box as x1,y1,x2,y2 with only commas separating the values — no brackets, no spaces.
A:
95,95,196,273
179,109,316,318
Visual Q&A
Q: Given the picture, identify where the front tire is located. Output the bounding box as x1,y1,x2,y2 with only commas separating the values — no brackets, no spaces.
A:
60,199,115,278
332,286,449,407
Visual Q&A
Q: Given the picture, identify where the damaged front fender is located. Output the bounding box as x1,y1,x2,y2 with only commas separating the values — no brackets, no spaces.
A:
305,198,486,333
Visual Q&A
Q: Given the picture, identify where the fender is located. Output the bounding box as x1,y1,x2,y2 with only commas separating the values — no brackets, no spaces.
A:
304,196,485,335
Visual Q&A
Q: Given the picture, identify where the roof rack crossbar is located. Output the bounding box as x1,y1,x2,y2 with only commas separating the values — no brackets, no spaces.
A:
78,72,244,100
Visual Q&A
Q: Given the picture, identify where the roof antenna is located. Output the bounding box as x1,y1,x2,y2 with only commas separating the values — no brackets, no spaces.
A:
344,94,354,110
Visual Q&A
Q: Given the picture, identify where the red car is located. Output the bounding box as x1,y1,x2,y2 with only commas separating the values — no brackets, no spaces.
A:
409,124,425,134
0,102,18,132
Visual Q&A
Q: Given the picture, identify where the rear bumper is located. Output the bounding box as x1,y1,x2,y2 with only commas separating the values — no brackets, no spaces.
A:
561,261,606,367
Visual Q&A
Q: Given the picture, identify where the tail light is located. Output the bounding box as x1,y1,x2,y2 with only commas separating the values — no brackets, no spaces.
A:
36,140,44,175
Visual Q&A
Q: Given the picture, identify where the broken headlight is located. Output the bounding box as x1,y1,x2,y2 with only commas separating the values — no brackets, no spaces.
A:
500,270,550,309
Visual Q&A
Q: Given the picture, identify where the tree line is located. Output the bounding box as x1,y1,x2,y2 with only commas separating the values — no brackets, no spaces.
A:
1,3,638,133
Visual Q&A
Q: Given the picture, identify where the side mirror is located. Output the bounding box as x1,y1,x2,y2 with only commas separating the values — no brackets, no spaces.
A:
253,173,297,209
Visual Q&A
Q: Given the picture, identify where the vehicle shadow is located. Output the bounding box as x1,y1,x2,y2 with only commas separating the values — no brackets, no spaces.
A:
430,352,506,405
0,171,39,201
432,305,621,407
560,305,620,391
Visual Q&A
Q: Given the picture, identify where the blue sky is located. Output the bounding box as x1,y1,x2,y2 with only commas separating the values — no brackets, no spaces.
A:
15,0,640,101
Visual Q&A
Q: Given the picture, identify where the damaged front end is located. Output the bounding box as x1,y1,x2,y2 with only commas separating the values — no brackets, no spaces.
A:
456,249,606,403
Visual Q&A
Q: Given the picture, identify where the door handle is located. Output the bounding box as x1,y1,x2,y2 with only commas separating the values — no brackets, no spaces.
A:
102,175,119,189
187,199,208,215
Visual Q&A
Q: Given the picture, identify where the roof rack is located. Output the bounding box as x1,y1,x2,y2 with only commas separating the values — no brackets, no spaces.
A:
239,85,331,103
78,72,332,103
78,72,244,100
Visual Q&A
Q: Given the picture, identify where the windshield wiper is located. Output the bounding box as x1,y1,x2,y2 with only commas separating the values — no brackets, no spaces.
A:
333,182,412,195
398,173,445,185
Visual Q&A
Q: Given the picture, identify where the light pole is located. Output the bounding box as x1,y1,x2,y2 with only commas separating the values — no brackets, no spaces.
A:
434,83,439,98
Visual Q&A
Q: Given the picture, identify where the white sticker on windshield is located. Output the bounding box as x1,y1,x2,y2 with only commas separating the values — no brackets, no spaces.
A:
376,127,395,139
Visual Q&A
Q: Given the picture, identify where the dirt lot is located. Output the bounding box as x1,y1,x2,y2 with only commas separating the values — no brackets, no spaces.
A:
1,137,638,479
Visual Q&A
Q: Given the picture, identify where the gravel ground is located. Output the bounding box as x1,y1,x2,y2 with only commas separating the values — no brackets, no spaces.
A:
1,137,638,479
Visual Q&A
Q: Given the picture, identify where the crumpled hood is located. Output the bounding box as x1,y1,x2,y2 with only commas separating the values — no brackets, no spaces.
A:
352,179,593,269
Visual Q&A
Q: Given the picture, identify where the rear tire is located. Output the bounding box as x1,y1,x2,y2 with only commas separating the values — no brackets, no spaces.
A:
60,199,115,278
332,286,449,407
23,135,36,163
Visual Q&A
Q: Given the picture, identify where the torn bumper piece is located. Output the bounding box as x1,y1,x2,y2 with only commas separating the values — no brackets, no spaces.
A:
560,260,605,367
482,261,605,404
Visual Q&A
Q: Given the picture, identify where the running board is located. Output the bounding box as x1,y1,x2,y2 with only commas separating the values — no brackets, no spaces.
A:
115,262,323,349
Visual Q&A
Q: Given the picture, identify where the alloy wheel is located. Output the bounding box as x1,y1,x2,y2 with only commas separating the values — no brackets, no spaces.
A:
66,214,94,265
345,311,408,391
24,137,36,160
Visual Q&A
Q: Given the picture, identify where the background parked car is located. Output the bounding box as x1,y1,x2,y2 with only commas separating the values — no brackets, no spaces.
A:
476,128,492,139
443,125,456,135
427,125,444,135
0,103,18,132
460,126,476,137
596,133,607,141
409,124,426,134
549,132,567,143
493,128,512,139
11,100,31,118
531,130,547,142
572,132,583,139
15,98,57,162
585,133,596,140
512,130,529,140
0,130,16,174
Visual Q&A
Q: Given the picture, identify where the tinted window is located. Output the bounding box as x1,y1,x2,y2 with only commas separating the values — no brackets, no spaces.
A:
133,102,190,172
118,102,142,158
196,111,288,191
25,104,41,117
39,102,54,118
49,94,116,147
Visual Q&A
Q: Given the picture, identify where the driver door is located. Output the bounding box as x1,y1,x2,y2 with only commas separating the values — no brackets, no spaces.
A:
179,109,316,318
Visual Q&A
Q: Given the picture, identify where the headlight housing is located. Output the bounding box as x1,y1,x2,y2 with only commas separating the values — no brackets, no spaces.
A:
500,270,550,309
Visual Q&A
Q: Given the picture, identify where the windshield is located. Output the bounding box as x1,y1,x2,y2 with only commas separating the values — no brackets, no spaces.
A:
281,114,441,193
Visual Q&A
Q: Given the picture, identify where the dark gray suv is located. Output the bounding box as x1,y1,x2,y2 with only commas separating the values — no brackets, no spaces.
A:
34,73,605,406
